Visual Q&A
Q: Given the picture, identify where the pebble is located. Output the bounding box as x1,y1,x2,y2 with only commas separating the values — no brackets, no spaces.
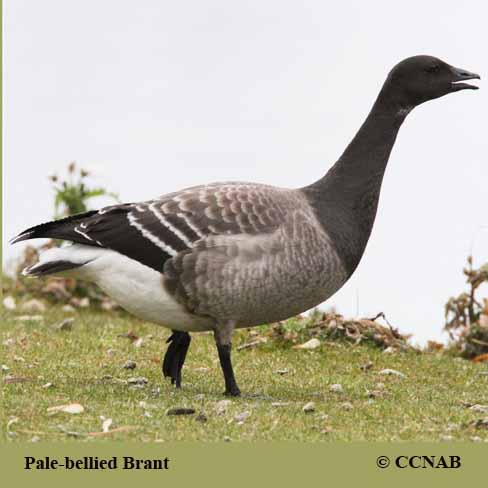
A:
1,365,10,372
215,400,232,414
379,368,406,378
42,382,54,389
61,305,76,313
469,404,488,414
329,383,343,393
21,299,46,313
195,413,208,422
367,390,384,399
294,338,321,350
127,376,148,386
30,436,41,443
341,401,354,410
3,296,16,310
302,402,316,413
234,411,251,424
360,361,374,372
275,369,290,375
57,318,74,331
271,402,291,407
123,360,137,370
166,407,196,416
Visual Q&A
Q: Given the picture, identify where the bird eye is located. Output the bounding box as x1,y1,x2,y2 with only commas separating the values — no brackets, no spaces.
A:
425,65,440,74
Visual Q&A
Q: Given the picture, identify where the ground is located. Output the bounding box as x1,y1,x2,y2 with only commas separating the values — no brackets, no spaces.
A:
1,305,488,442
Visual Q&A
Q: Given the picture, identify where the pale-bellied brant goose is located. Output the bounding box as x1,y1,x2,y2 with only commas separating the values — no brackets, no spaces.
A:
12,55,479,396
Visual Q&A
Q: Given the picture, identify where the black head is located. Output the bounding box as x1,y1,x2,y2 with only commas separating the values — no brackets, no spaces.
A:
385,55,480,108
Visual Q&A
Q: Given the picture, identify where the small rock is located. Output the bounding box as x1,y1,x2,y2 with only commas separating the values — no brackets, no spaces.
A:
42,382,54,389
1,365,10,372
166,407,196,416
320,426,334,434
383,346,396,354
379,368,406,378
375,382,386,390
275,369,289,375
223,436,232,442
2,338,15,347
138,401,147,409
341,401,354,410
101,417,113,432
123,360,137,370
3,296,16,310
22,299,46,313
195,413,208,422
61,305,76,313
30,436,41,443
234,411,251,424
329,383,343,393
367,389,386,399
133,338,144,348
47,403,84,414
215,399,232,414
271,402,291,407
360,361,373,372
195,394,205,401
79,297,90,308
57,318,74,331
471,436,483,442
294,338,321,350
472,418,488,429
127,376,148,386
469,404,488,414
302,402,316,413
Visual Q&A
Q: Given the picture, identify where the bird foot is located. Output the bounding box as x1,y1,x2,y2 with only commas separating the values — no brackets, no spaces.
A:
162,331,191,388
223,386,241,397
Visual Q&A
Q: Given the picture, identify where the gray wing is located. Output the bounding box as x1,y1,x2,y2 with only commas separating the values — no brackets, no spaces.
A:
161,184,336,323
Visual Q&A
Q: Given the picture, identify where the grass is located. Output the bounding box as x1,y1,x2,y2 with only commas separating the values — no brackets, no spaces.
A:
1,304,488,442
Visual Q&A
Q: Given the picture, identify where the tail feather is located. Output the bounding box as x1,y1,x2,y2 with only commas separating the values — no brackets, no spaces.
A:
20,244,102,277
23,260,85,277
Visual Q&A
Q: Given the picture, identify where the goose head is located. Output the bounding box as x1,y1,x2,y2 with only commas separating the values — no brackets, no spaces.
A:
385,55,480,109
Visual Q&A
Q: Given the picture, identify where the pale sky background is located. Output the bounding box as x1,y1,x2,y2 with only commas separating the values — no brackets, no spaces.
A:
2,0,487,344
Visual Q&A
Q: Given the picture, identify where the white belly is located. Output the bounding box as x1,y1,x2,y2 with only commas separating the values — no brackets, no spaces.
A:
53,245,213,332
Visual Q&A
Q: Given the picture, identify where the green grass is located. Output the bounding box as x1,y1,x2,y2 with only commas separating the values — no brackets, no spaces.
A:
1,304,488,442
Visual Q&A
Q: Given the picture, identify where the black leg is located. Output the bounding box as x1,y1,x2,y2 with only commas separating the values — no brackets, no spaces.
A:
162,331,191,388
217,343,241,397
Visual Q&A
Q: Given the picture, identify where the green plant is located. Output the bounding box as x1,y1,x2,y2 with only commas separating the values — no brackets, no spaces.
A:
50,162,119,218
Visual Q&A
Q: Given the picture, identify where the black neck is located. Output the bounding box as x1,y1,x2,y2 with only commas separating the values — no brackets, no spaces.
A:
303,84,410,276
